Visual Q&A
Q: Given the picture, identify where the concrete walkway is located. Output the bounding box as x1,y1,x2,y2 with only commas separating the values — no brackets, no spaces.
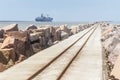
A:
61,26,103,80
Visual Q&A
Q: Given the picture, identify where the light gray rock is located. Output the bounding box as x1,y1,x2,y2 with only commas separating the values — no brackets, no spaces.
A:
108,43,120,65
30,32,43,42
61,31,69,40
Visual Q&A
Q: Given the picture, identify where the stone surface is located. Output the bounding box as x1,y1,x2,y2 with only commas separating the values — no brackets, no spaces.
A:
32,43,42,53
30,32,43,42
61,31,69,40
0,29,4,38
60,25,70,34
111,54,120,79
1,31,34,58
3,24,18,32
26,25,37,30
108,43,120,64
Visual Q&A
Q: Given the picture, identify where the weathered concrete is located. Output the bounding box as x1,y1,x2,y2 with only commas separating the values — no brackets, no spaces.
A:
61,26,102,80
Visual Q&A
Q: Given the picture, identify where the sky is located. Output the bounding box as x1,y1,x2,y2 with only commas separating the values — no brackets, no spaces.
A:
0,0,120,22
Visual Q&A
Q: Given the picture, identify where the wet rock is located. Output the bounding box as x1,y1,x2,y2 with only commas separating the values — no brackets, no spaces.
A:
3,24,18,32
26,25,37,30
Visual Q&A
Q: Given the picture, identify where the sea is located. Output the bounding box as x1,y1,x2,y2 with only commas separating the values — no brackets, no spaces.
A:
0,21,90,30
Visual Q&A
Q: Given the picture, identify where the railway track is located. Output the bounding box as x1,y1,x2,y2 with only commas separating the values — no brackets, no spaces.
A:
32,26,97,80
0,25,102,80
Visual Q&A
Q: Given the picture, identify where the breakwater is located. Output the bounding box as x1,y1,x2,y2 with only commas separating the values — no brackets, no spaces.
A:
0,23,93,71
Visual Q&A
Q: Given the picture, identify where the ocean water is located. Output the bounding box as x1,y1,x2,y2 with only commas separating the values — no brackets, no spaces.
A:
0,21,88,30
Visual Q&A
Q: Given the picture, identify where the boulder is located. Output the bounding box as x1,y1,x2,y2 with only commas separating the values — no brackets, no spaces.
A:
43,27,50,38
15,54,26,64
61,31,69,40
111,54,120,79
54,28,61,41
0,63,6,72
70,26,77,34
1,31,34,58
30,32,43,42
102,35,120,52
32,43,42,53
0,51,8,65
50,27,56,42
26,25,37,30
108,43,120,65
0,29,4,38
3,24,18,32
1,36,15,49
60,25,70,34
0,48,16,63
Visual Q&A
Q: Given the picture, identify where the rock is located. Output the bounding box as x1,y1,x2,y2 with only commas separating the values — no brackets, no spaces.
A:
0,29,4,38
15,54,26,64
6,59,15,68
70,26,77,34
1,31,34,58
0,63,6,72
102,35,120,52
32,43,42,53
50,27,56,42
43,27,50,38
54,28,61,41
26,25,37,30
108,43,120,65
47,39,53,46
30,32,43,42
60,25,70,34
0,51,8,64
61,31,69,40
0,38,4,43
53,41,59,45
111,54,120,79
0,48,16,63
3,24,18,32
1,36,15,49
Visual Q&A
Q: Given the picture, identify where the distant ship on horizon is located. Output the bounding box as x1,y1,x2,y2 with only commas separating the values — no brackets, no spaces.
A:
35,14,53,22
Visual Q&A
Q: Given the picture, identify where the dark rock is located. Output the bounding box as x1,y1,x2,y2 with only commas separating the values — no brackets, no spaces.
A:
26,25,37,30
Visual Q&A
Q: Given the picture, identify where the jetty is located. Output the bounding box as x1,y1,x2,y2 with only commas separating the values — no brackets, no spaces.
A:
0,24,103,80
0,22,120,80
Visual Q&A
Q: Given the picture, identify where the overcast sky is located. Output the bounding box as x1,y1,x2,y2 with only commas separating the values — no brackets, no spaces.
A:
0,0,120,21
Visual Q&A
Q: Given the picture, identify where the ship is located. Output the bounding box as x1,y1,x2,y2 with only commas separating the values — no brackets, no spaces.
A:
35,14,53,22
